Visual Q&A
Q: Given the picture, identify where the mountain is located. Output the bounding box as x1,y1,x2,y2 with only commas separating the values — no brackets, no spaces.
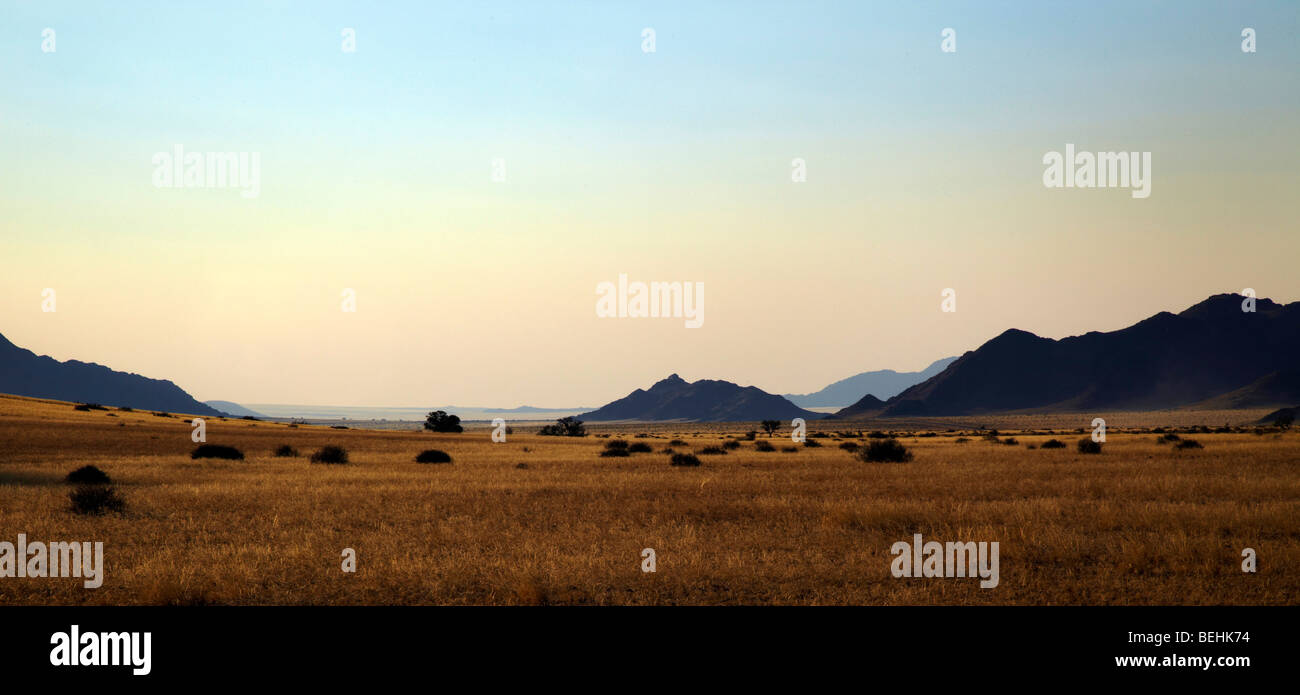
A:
580,374,826,422
784,356,958,407
205,400,265,418
1258,405,1299,425
0,332,224,416
1190,369,1300,409
876,294,1300,417
831,393,887,419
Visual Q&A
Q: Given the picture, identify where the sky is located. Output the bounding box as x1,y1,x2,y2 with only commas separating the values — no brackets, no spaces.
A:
1,1,1297,407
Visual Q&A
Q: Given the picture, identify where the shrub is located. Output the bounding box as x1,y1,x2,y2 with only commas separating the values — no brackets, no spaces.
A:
117,406,133,412
661,447,676,454
331,425,349,430
627,442,653,453
867,431,888,439
604,439,629,451
781,446,799,453
310,446,349,464
742,431,757,441
65,465,111,485
803,438,822,447
273,445,299,457
599,448,630,458
754,440,776,452
697,446,727,455
74,403,106,412
669,439,688,447
538,416,586,437
415,449,453,464
859,439,914,463
1002,437,1019,446
241,415,259,421
670,453,701,467
722,440,741,450
69,485,125,515
191,444,245,460
153,411,173,418
423,410,463,433
1157,433,1181,444
1176,439,1203,450
838,442,860,452
954,437,971,443
1077,439,1103,454
1040,439,1066,449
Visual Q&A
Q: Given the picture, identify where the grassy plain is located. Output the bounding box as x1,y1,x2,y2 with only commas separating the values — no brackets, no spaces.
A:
1,393,1296,605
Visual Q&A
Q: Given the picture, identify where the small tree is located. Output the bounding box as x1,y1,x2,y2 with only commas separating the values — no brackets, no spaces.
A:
424,410,463,433
760,420,780,437
539,416,586,437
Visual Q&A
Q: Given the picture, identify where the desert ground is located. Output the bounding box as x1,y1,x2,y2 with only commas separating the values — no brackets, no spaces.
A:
0,393,1296,605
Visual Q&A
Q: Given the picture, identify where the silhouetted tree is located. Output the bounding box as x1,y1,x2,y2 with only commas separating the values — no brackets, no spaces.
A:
424,410,463,433
538,416,586,437
760,420,780,437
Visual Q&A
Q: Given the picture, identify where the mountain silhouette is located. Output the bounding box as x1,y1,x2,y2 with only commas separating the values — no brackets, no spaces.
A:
877,294,1300,416
784,356,957,407
830,393,887,418
204,400,266,418
580,374,826,422
0,331,225,416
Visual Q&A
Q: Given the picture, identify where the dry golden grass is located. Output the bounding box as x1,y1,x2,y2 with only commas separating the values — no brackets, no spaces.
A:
1,393,1296,605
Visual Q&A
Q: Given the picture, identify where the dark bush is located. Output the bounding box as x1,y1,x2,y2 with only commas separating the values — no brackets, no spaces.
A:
669,439,688,447
803,438,822,447
153,411,173,418
781,446,799,453
867,431,888,439
1077,439,1103,454
670,453,701,467
415,449,453,463
273,445,299,457
1157,433,1181,444
191,444,245,460
1002,437,1019,446
599,448,630,458
955,437,971,443
65,465,111,485
69,485,126,515
697,446,727,455
742,431,757,441
859,439,914,463
310,446,349,464
1176,439,1203,450
331,425,349,430
838,442,860,452
604,439,629,450
74,403,107,412
627,442,653,453
722,440,741,450
241,415,259,421
538,416,586,437
423,410,463,433
754,440,776,452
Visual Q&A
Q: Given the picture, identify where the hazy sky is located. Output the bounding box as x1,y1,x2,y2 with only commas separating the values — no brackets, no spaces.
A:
2,1,1297,407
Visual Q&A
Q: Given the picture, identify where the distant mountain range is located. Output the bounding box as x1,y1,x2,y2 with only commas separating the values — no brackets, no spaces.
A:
784,356,957,407
4,293,1295,424
841,294,1300,418
205,400,266,418
0,332,225,416
580,374,825,422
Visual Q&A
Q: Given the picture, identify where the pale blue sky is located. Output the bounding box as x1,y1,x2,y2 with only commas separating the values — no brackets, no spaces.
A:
1,1,1297,406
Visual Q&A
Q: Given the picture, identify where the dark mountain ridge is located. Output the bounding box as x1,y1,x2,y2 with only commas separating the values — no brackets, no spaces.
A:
580,374,825,422
0,332,225,416
875,294,1300,417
